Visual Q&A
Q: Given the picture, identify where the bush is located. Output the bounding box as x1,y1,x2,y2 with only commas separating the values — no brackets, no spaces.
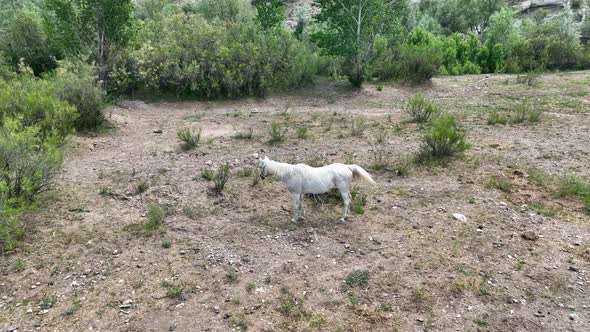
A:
145,203,164,232
405,94,439,123
177,127,201,150
268,122,288,145
396,43,442,83
416,114,469,162
48,60,107,131
213,162,231,193
114,13,318,98
0,77,77,141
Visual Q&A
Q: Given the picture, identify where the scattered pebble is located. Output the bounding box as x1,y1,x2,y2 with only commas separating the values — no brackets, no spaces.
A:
569,266,579,272
153,129,163,134
570,313,578,321
453,213,467,222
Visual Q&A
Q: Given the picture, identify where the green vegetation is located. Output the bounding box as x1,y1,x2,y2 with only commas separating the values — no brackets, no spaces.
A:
416,114,469,162
486,175,513,193
405,94,439,123
177,127,201,151
213,162,231,193
345,270,369,288
268,122,288,145
144,203,164,232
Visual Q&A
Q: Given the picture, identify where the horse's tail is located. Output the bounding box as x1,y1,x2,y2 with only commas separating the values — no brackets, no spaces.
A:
348,165,377,186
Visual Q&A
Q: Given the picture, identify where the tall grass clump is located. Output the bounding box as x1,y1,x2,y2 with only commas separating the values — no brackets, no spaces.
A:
177,127,201,150
213,162,231,193
268,122,287,145
405,94,439,124
144,203,164,232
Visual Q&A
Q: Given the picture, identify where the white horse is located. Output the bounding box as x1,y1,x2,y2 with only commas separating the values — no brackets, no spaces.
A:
258,156,377,224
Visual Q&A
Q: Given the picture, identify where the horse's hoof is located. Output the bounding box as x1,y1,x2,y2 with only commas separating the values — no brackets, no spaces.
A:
337,218,345,224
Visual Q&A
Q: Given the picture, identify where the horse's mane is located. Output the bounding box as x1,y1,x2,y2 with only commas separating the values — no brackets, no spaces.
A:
266,160,293,180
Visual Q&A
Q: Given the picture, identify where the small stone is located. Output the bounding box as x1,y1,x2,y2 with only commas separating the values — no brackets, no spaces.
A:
7,326,18,332
521,232,539,241
453,213,467,222
213,306,220,313
168,324,177,331
112,250,119,255
569,266,579,272
252,153,260,159
205,160,213,166
153,129,163,134
344,243,350,249
570,313,578,320
499,202,508,208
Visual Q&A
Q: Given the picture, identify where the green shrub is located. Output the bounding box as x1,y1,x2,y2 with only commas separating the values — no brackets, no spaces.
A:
345,270,369,288
145,203,164,232
213,162,230,193
177,127,201,150
486,176,513,193
487,112,508,125
296,126,309,139
416,114,469,162
558,176,590,198
48,60,107,131
512,99,542,124
0,118,64,206
201,168,214,181
0,77,77,141
351,191,367,214
0,216,25,253
405,94,439,123
114,13,318,98
268,122,287,145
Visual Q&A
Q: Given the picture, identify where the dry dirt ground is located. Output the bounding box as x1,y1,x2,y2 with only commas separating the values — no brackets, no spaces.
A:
1,72,590,332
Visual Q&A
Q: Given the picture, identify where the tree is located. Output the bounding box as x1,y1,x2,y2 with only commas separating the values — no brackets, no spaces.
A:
43,0,134,79
255,0,286,29
313,0,407,87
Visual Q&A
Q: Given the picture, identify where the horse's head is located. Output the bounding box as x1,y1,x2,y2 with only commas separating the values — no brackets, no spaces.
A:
258,156,269,179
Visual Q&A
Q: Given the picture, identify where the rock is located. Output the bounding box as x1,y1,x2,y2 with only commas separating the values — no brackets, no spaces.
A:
521,231,539,241
569,266,579,272
453,213,467,222
6,326,18,332
153,129,163,134
205,160,213,166
570,312,578,321
213,306,220,313
112,249,119,255
168,324,177,331
499,202,508,209
252,153,259,159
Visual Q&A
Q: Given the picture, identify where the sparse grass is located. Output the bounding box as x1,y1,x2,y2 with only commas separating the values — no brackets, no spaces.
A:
486,175,513,193
514,259,526,271
237,167,253,178
233,127,253,140
393,157,413,176
370,145,389,171
411,288,428,305
15,258,25,272
351,191,367,215
474,319,488,327
229,314,249,331
63,299,81,316
306,155,328,168
529,202,558,217
182,206,200,220
380,303,393,312
161,238,172,248
0,218,25,252
201,168,214,181
487,111,509,125
296,126,309,139
144,203,164,232
212,162,230,193
161,281,184,301
373,128,388,144
405,93,439,123
99,186,112,197
39,294,55,310
225,270,239,283
416,115,468,163
558,175,590,198
528,167,549,188
246,282,256,293
279,287,309,320
136,181,149,194
268,122,288,145
513,99,542,124
176,127,201,150
350,117,368,137
182,113,204,122
376,84,383,92
345,270,369,288
344,152,355,165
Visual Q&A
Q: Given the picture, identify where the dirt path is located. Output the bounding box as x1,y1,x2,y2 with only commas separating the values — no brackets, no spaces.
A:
1,72,590,332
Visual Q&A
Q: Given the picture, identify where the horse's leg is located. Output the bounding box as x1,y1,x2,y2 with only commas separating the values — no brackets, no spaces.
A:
291,192,300,224
298,193,305,221
338,189,351,224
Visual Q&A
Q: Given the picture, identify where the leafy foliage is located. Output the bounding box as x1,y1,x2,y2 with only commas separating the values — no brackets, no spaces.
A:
416,114,469,162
